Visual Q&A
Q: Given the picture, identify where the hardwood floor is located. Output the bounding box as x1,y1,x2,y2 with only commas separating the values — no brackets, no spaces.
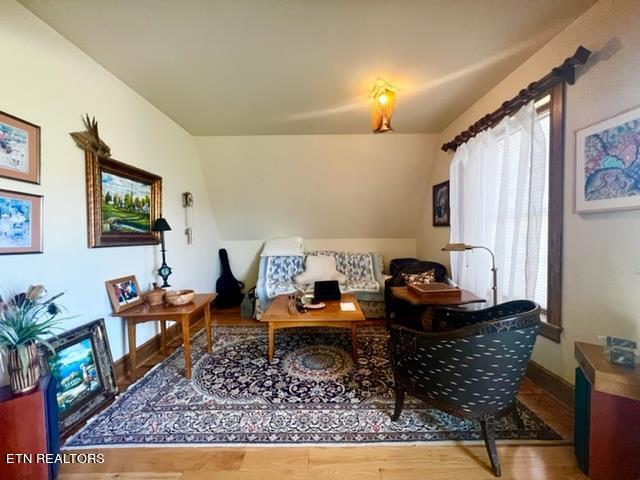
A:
59,308,585,480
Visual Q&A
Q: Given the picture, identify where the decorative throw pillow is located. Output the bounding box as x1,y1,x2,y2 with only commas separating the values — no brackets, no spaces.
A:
402,269,436,286
294,255,347,285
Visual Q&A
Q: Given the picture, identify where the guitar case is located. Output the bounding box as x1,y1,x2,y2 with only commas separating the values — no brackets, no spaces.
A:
214,248,245,308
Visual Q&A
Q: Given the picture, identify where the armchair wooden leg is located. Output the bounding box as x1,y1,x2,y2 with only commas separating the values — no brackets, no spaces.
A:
391,386,405,421
509,403,525,430
480,417,501,477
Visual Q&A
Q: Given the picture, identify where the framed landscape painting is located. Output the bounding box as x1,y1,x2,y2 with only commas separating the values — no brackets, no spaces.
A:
0,111,40,184
576,106,640,213
85,152,162,247
39,318,117,438
0,189,43,254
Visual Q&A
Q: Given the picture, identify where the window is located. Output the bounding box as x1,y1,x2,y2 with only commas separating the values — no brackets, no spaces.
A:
449,83,564,342
494,86,563,342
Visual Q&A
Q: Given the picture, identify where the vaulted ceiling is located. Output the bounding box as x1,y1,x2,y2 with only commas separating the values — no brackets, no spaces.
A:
20,0,594,135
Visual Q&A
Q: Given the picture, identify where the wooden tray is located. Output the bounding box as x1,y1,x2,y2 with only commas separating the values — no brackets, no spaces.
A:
407,282,462,299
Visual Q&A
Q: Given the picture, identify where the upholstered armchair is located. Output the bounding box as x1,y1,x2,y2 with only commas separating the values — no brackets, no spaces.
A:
384,258,450,319
389,300,541,477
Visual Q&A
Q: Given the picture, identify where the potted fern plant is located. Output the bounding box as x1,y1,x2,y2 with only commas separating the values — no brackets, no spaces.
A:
0,285,65,394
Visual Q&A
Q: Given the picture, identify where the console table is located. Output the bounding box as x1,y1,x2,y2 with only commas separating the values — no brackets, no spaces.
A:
115,293,216,379
574,341,640,480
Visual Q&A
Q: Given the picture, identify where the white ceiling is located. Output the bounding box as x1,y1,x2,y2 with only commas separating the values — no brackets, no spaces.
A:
20,0,594,136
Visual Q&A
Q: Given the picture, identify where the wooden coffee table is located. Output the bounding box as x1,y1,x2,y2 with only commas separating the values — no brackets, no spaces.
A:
259,293,366,364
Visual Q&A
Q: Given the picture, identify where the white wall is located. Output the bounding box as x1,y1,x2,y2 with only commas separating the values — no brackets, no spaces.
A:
0,0,221,385
418,0,640,383
196,134,437,239
196,134,435,285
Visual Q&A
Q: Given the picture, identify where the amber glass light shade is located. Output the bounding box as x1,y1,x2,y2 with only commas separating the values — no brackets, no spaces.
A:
371,82,397,133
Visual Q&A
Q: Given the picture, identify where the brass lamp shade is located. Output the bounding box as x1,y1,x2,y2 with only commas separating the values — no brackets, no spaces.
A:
371,80,397,133
442,242,471,251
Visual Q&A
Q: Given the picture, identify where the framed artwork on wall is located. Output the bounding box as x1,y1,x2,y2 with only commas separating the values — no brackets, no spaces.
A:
39,318,117,439
432,180,450,227
85,152,162,247
576,105,640,213
105,274,143,313
0,111,40,184
0,189,43,255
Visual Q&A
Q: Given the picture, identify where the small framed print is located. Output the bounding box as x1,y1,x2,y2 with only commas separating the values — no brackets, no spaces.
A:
0,189,43,255
0,111,41,184
105,275,143,313
432,180,451,227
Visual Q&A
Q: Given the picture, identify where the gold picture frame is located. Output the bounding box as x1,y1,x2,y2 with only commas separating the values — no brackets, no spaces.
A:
85,152,161,247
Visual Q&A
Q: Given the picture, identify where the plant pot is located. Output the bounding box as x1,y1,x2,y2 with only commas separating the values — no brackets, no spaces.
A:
7,342,40,395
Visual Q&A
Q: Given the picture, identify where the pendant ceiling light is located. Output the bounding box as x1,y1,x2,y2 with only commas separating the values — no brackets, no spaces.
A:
371,79,397,134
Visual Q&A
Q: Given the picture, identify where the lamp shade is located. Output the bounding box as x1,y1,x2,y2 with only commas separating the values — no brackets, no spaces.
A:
371,80,397,134
152,217,172,232
441,242,470,251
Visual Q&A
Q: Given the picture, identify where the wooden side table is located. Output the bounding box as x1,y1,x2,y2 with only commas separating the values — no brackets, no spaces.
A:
390,286,485,307
574,341,640,480
115,293,216,379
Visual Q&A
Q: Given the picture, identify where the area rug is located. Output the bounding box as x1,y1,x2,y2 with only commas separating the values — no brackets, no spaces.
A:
65,326,561,447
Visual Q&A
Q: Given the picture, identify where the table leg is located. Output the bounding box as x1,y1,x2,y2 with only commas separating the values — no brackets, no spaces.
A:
204,303,213,354
127,320,137,380
182,317,192,379
268,323,274,364
351,323,358,363
160,320,167,356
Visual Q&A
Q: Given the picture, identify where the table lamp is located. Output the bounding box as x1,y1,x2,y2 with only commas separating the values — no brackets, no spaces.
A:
152,217,173,287
442,243,497,305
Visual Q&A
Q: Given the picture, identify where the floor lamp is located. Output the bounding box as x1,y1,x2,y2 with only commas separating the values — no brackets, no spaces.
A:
442,243,498,306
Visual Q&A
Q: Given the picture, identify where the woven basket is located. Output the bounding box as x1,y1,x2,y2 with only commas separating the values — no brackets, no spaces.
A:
165,289,195,306
146,288,166,306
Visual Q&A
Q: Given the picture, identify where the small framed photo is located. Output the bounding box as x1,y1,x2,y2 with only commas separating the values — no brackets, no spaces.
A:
105,275,143,313
39,318,117,439
433,180,450,227
0,189,43,255
576,105,640,213
0,111,41,184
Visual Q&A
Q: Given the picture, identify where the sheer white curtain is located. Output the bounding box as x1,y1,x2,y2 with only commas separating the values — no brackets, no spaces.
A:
449,101,547,305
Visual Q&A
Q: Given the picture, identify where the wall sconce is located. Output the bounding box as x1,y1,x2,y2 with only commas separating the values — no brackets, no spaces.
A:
182,192,193,244
371,79,397,134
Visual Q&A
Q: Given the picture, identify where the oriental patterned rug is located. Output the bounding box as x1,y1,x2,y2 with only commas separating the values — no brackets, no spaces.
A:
65,326,561,447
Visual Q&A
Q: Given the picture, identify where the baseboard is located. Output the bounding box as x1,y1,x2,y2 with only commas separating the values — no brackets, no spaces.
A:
113,315,205,385
526,360,575,409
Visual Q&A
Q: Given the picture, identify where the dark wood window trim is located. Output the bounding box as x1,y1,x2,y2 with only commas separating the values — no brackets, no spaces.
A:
540,82,564,343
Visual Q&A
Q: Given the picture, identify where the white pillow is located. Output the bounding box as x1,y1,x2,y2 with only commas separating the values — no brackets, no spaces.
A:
294,255,347,285
260,237,304,257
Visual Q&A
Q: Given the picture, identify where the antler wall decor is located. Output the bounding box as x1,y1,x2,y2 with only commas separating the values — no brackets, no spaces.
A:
70,114,112,157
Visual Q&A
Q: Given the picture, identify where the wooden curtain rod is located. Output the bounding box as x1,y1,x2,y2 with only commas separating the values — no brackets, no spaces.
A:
441,45,591,152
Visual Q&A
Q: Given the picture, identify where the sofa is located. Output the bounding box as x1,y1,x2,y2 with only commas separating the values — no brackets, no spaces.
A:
256,250,386,319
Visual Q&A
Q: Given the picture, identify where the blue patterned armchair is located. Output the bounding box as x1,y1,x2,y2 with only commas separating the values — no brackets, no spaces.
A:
389,300,541,477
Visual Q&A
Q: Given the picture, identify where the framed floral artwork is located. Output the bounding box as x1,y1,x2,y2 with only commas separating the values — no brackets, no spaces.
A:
0,189,43,255
576,106,640,213
0,111,41,184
